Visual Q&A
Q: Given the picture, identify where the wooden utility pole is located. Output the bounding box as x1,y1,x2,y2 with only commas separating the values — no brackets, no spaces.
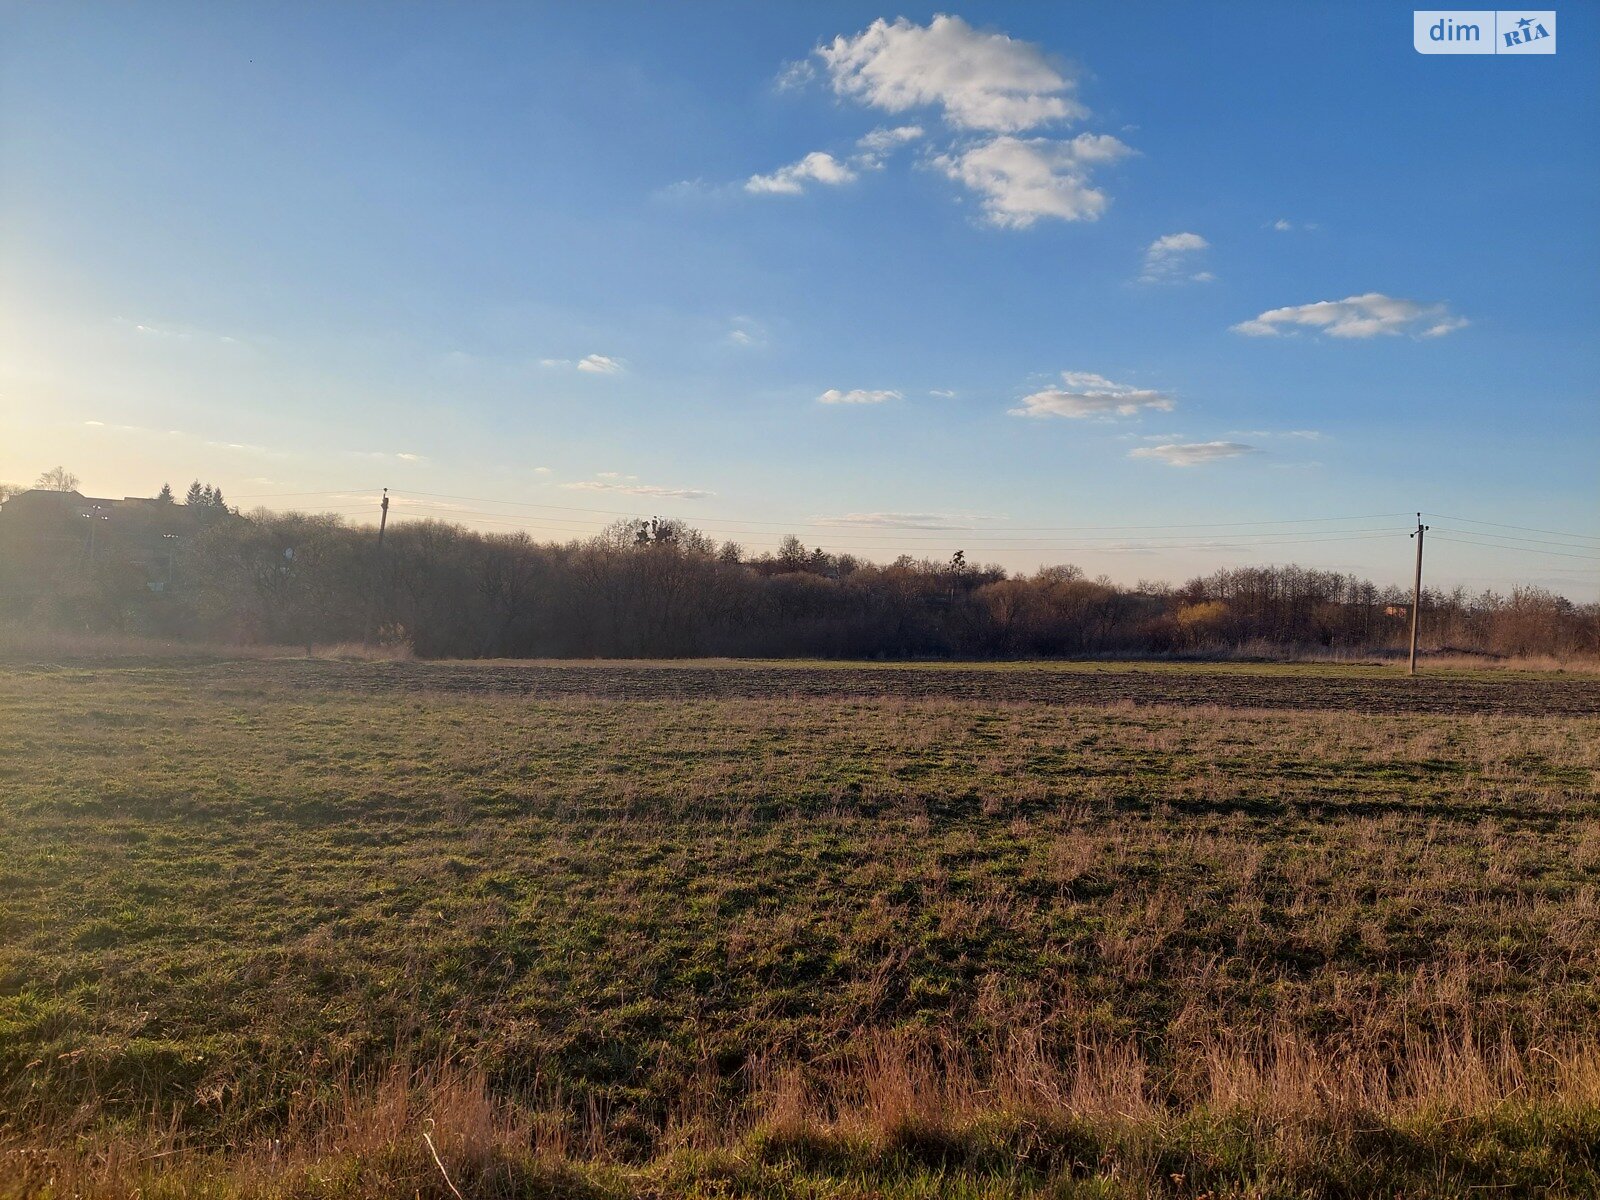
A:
1408,513,1428,676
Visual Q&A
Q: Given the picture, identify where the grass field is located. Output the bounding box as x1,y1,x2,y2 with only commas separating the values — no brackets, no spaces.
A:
3,659,1599,1197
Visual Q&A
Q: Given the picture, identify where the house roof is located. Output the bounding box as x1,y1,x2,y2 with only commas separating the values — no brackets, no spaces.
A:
1,489,156,515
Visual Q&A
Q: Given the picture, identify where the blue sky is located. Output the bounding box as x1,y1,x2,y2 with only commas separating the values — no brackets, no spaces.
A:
2,3,1596,594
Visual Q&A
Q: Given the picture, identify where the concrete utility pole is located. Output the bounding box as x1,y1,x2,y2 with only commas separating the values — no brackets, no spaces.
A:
363,488,390,647
1408,513,1429,676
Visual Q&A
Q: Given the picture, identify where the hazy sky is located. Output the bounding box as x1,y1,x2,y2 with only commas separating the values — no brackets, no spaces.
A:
2,3,1596,595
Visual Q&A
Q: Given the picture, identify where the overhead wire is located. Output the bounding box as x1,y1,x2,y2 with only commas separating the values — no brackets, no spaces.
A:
378,499,1400,545
1428,513,1600,545
220,488,1600,569
393,488,1410,531
379,498,1403,546
1428,526,1600,552
381,513,1400,554
1429,534,1600,563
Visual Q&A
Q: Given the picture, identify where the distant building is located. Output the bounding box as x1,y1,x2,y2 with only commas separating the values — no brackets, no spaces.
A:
0,490,186,591
0,489,158,524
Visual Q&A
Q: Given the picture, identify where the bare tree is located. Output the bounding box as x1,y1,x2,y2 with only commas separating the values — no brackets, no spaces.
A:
777,534,808,571
2,493,1594,660
35,466,80,492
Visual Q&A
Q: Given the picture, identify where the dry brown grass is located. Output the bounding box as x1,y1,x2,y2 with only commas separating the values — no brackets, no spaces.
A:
2,661,1597,1195
0,624,284,662
9,1031,1598,1198
1392,650,1599,672
308,640,416,662
749,1025,1600,1148
3,1059,588,1200
0,624,413,663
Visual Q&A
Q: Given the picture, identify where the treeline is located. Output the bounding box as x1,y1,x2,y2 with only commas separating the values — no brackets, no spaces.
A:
3,507,1596,660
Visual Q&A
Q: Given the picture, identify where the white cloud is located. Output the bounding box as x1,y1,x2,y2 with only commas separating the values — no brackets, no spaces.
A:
852,124,925,168
655,178,729,201
1121,430,1189,442
726,316,767,347
856,124,925,154
1148,231,1207,255
818,388,901,405
1232,293,1467,339
1139,231,1211,284
775,58,816,91
116,317,241,345
742,130,919,197
929,389,957,398
756,17,1132,229
533,466,552,474
79,418,286,459
1129,441,1258,467
934,134,1132,228
540,354,626,373
1226,429,1324,440
746,151,857,195
1010,371,1175,420
812,511,996,530
347,449,428,464
817,15,1084,133
1273,219,1294,232
563,479,714,500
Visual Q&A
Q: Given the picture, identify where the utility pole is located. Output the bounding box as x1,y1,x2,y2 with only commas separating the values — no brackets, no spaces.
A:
162,533,179,590
1408,513,1428,676
363,488,390,647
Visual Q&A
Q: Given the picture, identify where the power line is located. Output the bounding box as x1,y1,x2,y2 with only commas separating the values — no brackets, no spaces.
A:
394,488,1409,532
1429,526,1600,552
219,488,1600,572
381,499,1399,545
382,498,1401,545
1429,513,1600,545
224,488,1596,549
1431,528,1600,552
1429,534,1600,563
230,487,385,499
382,511,1399,554
400,502,1409,537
